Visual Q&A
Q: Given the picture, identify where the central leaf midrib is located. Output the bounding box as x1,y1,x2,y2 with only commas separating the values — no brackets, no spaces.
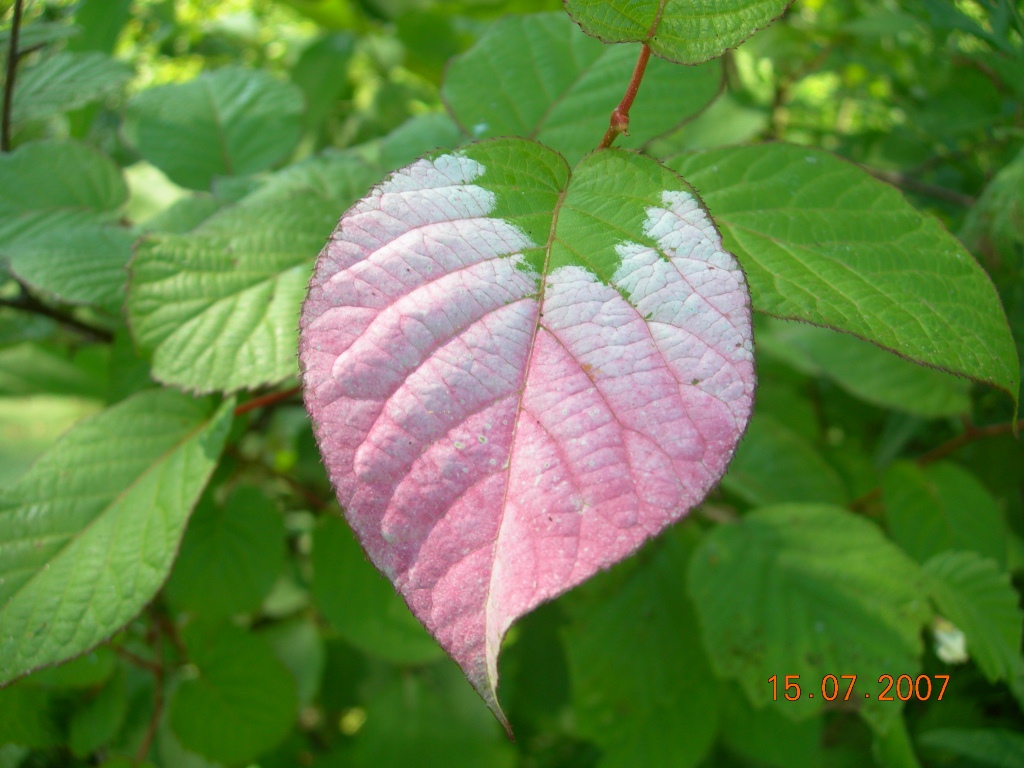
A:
482,163,574,687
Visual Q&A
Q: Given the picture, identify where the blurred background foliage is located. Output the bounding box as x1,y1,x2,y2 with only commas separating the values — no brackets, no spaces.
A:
1,0,1023,767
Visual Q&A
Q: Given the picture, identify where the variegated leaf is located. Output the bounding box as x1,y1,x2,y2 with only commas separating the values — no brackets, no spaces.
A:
299,138,755,726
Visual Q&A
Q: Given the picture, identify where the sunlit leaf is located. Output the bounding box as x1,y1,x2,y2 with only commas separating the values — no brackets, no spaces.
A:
671,144,1020,402
124,67,304,190
565,0,791,64
443,13,721,163
0,389,233,684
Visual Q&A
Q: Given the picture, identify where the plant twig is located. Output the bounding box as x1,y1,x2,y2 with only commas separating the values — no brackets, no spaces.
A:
233,385,302,416
598,43,652,150
0,281,115,341
2,0,24,152
864,167,976,208
134,615,167,766
917,417,1024,465
847,416,1022,512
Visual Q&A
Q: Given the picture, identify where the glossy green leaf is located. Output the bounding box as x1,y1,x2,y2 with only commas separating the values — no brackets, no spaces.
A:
169,622,297,764
123,67,304,190
12,51,131,124
349,661,516,768
443,13,721,164
722,413,847,506
762,320,972,418
565,0,791,63
923,551,1023,684
0,389,233,684
689,504,929,726
883,461,1007,567
311,515,442,664
127,152,379,393
164,486,286,619
563,528,719,768
670,144,1020,402
0,140,131,310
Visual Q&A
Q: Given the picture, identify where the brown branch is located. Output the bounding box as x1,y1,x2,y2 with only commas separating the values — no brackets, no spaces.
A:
847,417,1022,512
598,43,652,150
864,167,976,208
0,281,115,342
2,0,23,152
133,613,167,766
234,385,302,416
917,417,1024,465
112,644,161,674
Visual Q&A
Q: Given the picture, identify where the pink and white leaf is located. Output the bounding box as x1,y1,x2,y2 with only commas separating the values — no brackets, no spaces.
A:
299,138,755,729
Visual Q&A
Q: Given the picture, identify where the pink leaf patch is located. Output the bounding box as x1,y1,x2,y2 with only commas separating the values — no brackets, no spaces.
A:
299,139,755,729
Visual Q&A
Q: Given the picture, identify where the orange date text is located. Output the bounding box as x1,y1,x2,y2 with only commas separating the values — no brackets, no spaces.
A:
768,674,949,702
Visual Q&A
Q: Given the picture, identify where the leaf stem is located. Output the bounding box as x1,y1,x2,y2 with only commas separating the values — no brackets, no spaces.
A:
134,615,166,766
916,417,1024,465
598,43,652,150
864,167,976,208
0,280,115,342
847,416,1024,512
2,0,24,152
233,384,302,416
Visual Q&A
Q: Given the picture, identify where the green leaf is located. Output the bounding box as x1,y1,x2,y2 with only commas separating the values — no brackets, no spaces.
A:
920,728,1024,768
720,684,822,768
442,13,721,164
761,320,972,418
349,661,516,768
872,714,922,768
68,667,127,757
688,504,929,727
0,396,103,487
0,140,131,311
923,551,1023,684
960,145,1024,404
291,32,355,138
0,141,127,224
722,412,847,506
562,528,720,768
883,461,1007,567
564,0,791,64
0,389,233,684
25,645,115,688
12,51,132,124
164,486,286,619
311,515,442,664
9,225,135,312
123,67,305,191
670,144,1020,403
169,622,297,765
67,0,132,54
0,685,61,749
260,619,325,709
0,343,107,399
374,112,464,173
127,152,379,393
